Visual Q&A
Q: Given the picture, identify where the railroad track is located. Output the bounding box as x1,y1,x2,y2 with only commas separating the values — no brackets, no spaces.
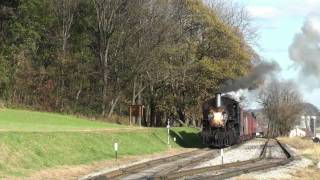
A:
82,148,220,180
153,138,293,180
81,142,244,180
80,138,290,180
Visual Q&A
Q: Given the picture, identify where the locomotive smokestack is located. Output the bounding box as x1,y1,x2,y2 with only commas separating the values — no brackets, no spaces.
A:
216,93,221,107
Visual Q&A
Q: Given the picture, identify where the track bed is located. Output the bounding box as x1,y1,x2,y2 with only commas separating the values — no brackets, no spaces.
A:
79,138,293,180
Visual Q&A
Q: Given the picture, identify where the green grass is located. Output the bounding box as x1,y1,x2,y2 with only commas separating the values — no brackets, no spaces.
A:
0,108,124,131
0,108,202,178
0,128,201,178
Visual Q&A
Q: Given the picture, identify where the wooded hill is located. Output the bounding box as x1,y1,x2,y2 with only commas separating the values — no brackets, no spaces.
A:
0,0,256,126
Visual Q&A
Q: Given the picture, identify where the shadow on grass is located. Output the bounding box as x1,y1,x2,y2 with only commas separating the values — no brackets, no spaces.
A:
170,130,206,149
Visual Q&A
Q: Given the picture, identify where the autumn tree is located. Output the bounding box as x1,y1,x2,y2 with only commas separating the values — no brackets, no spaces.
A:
0,0,257,127
158,0,253,126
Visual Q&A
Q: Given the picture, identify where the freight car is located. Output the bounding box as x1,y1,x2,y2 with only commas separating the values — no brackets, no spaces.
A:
201,93,257,147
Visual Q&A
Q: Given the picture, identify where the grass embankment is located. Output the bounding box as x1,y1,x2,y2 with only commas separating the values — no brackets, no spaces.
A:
0,108,124,131
278,137,320,179
0,108,202,178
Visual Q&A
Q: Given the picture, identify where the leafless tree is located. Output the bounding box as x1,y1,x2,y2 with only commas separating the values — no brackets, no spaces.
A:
92,0,128,116
120,0,187,126
52,0,79,54
52,0,79,110
259,80,303,137
206,0,258,46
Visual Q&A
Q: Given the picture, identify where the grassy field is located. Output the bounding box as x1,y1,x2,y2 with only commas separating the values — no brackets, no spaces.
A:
0,108,202,178
278,137,320,179
278,137,320,161
0,108,124,131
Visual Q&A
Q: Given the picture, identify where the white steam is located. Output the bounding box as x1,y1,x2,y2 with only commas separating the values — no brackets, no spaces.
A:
222,89,260,110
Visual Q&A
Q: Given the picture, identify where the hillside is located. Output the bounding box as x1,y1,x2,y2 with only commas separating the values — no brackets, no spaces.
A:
0,109,124,131
0,109,201,178
301,103,319,116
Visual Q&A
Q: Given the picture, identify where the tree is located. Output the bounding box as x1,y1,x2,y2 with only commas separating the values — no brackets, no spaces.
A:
92,0,128,116
0,0,258,127
207,0,258,46
0,0,19,101
51,0,79,110
159,0,253,126
259,80,303,137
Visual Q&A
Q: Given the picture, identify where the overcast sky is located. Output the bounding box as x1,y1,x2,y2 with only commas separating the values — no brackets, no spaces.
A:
235,0,320,109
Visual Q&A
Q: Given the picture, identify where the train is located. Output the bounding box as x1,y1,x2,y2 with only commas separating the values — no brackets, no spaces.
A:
201,93,257,147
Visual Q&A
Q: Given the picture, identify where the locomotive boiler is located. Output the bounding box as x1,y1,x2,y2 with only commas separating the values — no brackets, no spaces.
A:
201,93,256,147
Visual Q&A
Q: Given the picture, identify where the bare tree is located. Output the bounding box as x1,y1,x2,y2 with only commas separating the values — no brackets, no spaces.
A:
52,0,79,111
52,0,79,54
206,0,258,46
259,80,303,137
92,0,128,116
119,0,186,126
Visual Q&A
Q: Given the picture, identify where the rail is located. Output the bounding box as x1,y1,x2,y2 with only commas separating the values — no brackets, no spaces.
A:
82,148,213,180
153,138,293,180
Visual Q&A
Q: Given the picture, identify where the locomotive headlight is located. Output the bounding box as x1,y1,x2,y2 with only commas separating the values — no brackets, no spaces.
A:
213,112,223,123
208,112,224,127
208,107,225,127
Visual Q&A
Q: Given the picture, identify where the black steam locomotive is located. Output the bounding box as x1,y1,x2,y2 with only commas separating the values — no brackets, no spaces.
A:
201,93,256,147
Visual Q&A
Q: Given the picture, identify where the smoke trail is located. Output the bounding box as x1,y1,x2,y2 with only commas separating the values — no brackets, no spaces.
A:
220,61,280,92
289,14,320,88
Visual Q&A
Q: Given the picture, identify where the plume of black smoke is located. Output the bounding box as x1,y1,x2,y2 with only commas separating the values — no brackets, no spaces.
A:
289,15,320,88
220,61,280,92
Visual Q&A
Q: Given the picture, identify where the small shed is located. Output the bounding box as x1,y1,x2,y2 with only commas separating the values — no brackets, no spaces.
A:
128,104,144,126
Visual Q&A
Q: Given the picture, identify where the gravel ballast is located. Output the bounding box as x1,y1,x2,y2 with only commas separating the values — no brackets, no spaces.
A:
193,138,267,168
264,139,287,159
232,142,313,180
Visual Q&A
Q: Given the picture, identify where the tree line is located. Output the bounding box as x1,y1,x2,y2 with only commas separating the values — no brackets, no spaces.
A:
0,0,256,126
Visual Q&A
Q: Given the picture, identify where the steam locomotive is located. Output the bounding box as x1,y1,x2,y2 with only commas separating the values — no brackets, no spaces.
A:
201,93,256,147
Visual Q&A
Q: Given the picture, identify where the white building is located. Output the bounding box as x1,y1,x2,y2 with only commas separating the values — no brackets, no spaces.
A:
289,127,306,137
